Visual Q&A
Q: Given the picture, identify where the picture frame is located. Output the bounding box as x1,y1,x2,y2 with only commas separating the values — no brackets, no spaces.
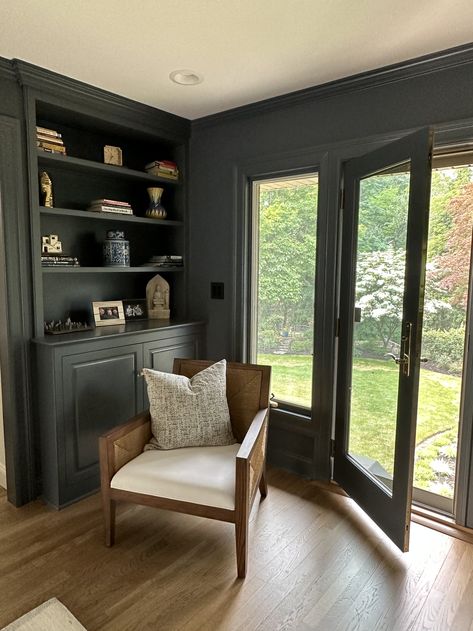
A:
122,299,148,321
92,300,125,326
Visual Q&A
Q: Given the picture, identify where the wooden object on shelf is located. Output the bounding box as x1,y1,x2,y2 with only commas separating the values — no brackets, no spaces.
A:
103,145,123,166
39,170,54,207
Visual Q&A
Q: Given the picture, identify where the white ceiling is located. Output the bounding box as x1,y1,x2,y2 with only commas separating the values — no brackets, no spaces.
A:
1,1,472,120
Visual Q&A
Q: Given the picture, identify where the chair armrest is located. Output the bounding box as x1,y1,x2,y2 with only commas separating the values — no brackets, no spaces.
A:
99,410,152,487
236,408,269,506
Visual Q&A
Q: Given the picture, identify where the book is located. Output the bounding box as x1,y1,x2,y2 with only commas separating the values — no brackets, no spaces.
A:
36,126,62,138
90,199,131,208
145,159,178,170
37,141,67,153
88,205,133,215
146,167,178,180
37,133,64,144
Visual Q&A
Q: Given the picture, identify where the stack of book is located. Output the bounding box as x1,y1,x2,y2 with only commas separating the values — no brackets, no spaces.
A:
145,160,179,180
88,199,133,215
143,255,183,268
36,126,67,155
41,255,80,268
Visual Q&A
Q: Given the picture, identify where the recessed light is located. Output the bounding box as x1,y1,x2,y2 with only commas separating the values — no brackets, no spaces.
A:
169,69,203,86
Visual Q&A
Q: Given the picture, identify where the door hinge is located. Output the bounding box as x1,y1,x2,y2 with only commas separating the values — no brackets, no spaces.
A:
330,438,336,458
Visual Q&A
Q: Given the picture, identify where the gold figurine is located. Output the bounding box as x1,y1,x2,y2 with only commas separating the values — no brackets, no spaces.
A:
40,171,54,207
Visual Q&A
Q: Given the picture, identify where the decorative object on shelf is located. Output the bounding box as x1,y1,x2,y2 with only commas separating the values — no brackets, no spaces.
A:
44,318,92,335
122,299,148,321
145,159,179,181
41,255,80,268
142,254,183,268
40,171,54,207
103,145,123,166
146,274,170,319
103,230,130,267
36,126,67,154
42,234,62,254
88,198,133,215
92,300,126,326
146,187,167,219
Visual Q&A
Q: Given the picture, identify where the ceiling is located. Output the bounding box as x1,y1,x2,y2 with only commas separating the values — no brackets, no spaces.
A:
1,1,472,120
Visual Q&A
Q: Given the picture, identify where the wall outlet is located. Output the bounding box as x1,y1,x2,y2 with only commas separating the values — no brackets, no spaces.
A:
210,282,224,300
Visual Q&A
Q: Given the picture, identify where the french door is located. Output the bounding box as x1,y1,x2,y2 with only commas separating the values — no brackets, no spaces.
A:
334,128,433,551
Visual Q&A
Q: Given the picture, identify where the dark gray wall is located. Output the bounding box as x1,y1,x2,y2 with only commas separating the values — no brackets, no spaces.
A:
189,54,473,359
188,47,473,484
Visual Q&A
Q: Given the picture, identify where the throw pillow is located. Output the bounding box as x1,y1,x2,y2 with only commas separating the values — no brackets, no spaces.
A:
143,359,236,450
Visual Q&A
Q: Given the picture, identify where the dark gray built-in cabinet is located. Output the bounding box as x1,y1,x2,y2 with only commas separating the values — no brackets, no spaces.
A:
3,61,206,506
34,322,204,508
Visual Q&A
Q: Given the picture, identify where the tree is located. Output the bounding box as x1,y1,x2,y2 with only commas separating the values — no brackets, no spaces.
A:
438,181,473,308
356,249,451,350
257,184,317,342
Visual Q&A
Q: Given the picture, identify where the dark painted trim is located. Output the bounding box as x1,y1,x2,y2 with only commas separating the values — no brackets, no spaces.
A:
193,43,473,128
0,58,15,80
0,115,36,505
13,59,190,142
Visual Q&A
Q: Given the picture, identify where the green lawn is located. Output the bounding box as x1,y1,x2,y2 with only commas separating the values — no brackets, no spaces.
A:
258,353,461,496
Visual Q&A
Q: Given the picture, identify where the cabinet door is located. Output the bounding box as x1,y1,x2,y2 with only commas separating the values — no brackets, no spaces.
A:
142,335,200,406
62,344,143,496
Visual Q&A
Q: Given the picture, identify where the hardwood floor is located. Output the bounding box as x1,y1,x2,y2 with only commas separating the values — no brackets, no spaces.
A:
0,468,472,631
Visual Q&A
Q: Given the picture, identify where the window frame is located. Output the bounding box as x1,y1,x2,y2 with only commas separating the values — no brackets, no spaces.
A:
249,172,319,415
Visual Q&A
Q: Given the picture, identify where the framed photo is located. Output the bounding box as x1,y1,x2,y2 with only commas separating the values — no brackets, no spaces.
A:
92,300,125,326
122,299,148,321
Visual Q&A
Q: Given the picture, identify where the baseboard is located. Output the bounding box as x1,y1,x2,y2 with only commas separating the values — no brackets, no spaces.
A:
0,461,6,490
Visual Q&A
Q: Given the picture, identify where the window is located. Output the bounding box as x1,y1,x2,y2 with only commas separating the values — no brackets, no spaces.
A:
250,173,318,409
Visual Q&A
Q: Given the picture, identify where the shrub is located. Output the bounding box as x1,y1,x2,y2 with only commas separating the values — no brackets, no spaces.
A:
421,327,465,375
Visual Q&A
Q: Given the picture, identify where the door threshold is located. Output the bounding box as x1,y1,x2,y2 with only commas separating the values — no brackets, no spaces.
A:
320,478,473,545
411,505,473,544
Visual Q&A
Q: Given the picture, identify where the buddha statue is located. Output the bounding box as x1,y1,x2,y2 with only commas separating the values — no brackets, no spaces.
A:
146,274,170,319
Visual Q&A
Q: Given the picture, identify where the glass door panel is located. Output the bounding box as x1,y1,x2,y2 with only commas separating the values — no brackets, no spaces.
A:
334,128,433,551
348,165,411,496
414,163,473,513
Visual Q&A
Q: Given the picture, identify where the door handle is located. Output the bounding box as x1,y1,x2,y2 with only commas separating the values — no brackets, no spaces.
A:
400,322,412,377
385,322,413,376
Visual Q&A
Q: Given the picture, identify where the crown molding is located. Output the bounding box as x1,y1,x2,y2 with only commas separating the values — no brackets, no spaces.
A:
193,43,473,130
13,59,190,142
0,57,15,81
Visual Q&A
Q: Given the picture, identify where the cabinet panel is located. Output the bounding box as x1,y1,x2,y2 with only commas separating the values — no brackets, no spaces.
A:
62,344,142,489
144,335,199,372
143,335,200,407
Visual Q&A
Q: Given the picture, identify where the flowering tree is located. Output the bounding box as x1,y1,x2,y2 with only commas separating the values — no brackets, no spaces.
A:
356,249,451,350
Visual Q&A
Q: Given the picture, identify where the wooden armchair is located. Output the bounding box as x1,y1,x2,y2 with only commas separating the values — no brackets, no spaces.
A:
99,359,271,578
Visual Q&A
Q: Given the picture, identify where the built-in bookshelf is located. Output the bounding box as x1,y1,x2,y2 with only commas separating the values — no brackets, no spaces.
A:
26,93,189,335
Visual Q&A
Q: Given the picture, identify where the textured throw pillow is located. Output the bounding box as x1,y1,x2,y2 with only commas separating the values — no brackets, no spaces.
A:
143,359,236,450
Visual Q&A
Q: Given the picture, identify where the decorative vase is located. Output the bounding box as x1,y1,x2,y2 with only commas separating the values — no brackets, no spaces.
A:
146,187,167,219
103,230,130,267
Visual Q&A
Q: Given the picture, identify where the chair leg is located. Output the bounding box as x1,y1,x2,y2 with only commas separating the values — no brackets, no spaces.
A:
235,517,248,579
103,497,116,547
259,468,268,499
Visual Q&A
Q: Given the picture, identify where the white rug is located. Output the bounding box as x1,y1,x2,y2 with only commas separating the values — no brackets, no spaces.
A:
1,598,86,631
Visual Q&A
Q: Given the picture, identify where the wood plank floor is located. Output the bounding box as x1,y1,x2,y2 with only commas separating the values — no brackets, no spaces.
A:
1,468,472,631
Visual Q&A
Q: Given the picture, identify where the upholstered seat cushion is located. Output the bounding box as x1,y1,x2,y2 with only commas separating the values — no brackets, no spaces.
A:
110,443,241,510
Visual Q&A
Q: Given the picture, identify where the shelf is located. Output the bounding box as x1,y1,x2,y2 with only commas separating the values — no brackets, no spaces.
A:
42,266,184,273
39,206,183,226
37,151,180,186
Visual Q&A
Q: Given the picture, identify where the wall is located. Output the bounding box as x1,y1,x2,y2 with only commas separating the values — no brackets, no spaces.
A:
189,52,473,360
188,47,473,482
